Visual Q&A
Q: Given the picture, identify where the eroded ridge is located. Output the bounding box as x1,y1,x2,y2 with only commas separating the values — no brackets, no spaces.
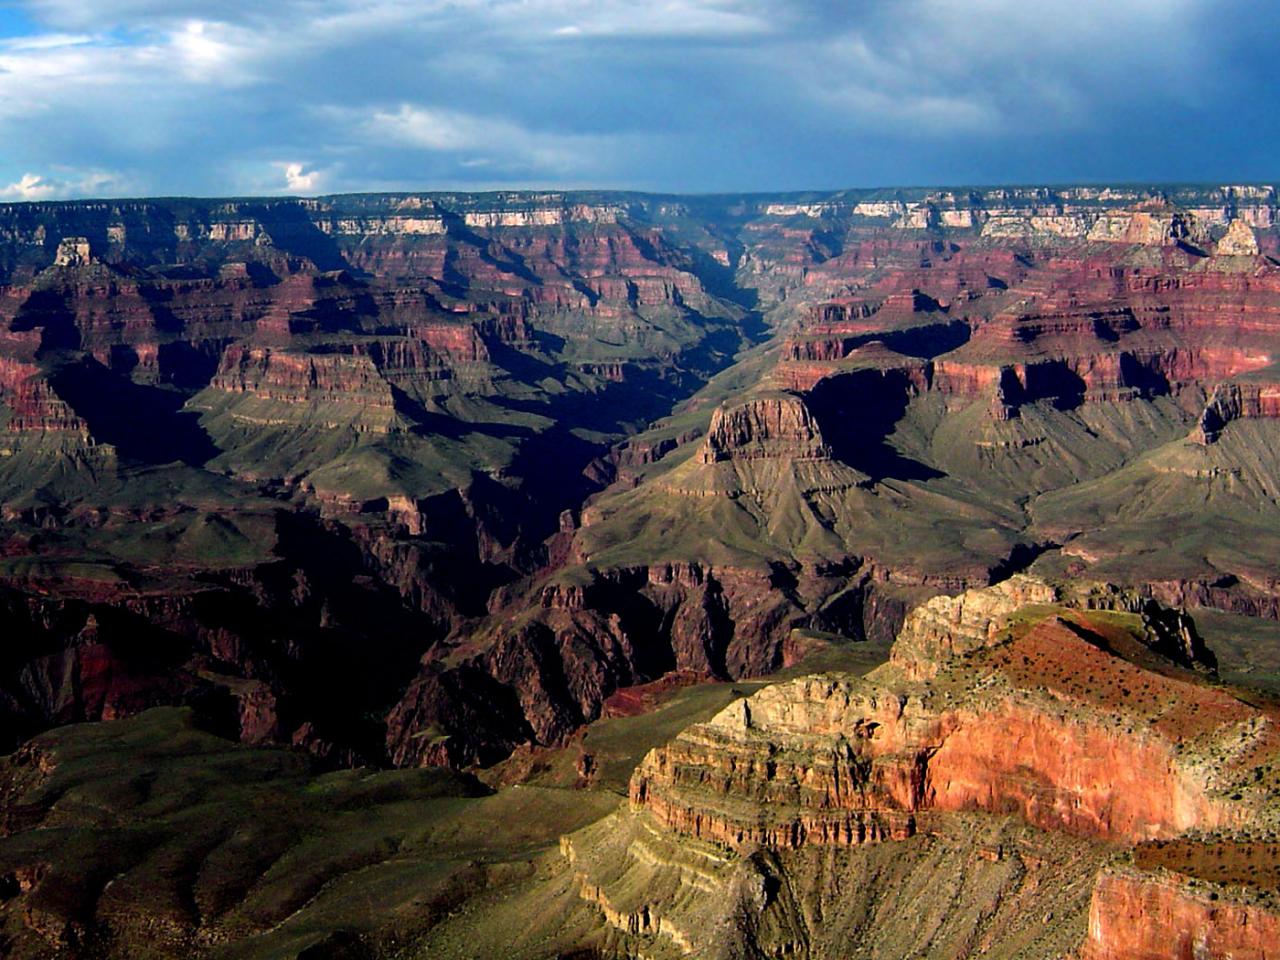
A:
564,579,1280,958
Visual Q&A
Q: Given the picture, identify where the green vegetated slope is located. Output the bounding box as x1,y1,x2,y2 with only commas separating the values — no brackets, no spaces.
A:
0,628,894,960
0,708,611,960
1029,418,1280,582
1193,608,1280,692
574,375,1221,580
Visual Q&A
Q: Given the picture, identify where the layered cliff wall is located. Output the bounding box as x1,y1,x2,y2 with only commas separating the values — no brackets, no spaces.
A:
569,582,1280,958
1083,871,1280,960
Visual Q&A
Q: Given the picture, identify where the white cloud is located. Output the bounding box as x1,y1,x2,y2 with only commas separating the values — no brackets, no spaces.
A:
168,19,256,83
0,173,63,200
0,32,94,51
357,103,634,176
540,0,773,38
0,169,127,201
0,37,160,123
279,162,323,192
368,105,514,152
24,0,778,40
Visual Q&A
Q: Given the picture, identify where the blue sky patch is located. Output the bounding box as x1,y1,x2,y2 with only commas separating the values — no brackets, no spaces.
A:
0,0,1274,199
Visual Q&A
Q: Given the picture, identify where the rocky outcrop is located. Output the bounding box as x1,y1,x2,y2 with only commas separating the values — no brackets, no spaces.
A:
52,236,93,268
630,670,1239,849
1194,381,1280,443
1082,871,1280,960
891,577,1217,679
1086,208,1208,247
207,344,397,430
315,214,447,237
0,358,89,435
629,675,925,848
889,574,1058,678
1218,218,1262,257
607,586,1280,957
700,393,830,463
461,202,627,228
631,586,1271,850
385,560,823,767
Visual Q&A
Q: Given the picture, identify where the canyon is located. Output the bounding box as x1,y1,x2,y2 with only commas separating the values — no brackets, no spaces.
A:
0,184,1279,956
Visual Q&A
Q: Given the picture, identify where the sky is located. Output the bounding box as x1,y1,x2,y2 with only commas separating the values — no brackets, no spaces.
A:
0,0,1275,199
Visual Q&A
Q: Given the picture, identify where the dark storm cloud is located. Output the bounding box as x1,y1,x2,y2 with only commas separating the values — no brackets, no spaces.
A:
0,0,1273,198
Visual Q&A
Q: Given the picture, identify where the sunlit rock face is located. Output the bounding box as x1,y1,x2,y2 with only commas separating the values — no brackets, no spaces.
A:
574,583,1280,958
631,582,1259,851
1082,871,1280,960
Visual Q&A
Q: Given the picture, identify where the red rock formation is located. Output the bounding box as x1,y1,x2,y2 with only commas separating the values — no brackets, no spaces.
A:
0,358,87,434
923,699,1227,839
208,344,396,429
1195,380,1280,443
3,186,1280,776
618,585,1280,956
700,393,831,463
776,233,1280,427
1083,871,1280,960
631,586,1272,850
630,677,1239,849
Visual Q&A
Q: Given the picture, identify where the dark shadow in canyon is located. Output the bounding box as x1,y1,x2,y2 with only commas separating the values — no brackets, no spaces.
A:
47,356,219,466
808,369,945,483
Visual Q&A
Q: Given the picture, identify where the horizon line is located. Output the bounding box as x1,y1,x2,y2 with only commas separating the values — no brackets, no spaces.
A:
1,179,1278,210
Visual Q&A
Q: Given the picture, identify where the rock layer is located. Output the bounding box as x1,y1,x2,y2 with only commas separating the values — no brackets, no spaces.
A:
585,583,1280,958
1083,871,1280,960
